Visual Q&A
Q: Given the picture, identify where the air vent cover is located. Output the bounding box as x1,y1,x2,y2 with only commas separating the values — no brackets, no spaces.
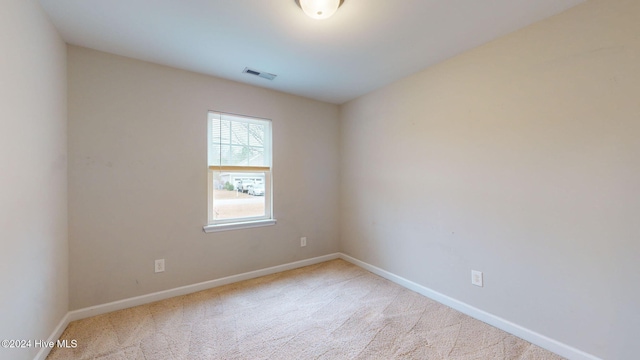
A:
242,67,277,81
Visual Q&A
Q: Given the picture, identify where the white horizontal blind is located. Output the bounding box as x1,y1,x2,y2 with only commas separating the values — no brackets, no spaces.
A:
208,112,272,168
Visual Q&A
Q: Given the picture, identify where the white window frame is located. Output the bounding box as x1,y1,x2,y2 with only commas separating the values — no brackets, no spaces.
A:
203,111,276,233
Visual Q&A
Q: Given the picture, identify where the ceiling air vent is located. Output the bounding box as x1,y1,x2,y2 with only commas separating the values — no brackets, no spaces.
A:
242,67,277,81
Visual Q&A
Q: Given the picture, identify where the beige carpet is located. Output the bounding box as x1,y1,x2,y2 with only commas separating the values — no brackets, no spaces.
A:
48,259,564,360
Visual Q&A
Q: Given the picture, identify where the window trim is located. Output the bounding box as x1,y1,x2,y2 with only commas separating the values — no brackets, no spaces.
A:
203,219,277,233
205,111,275,231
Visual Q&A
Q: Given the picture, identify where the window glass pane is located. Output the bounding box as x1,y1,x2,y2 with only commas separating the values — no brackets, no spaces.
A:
231,122,249,145
210,144,221,166
220,120,231,144
211,118,233,166
220,145,231,165
231,145,248,165
212,171,265,220
211,119,231,144
248,148,264,166
249,123,265,147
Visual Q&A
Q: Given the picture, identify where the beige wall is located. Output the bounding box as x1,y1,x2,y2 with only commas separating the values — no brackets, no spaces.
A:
339,0,639,359
67,46,340,310
0,0,68,359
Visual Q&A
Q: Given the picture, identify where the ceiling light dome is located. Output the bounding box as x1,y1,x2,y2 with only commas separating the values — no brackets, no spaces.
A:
296,0,344,20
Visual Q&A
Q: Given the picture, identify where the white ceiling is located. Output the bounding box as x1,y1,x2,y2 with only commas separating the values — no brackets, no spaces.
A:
38,0,585,104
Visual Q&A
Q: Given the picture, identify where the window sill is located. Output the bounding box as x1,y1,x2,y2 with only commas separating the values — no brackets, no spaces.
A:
203,219,277,233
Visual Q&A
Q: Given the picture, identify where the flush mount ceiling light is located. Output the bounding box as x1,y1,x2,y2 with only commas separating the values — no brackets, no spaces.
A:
295,0,344,20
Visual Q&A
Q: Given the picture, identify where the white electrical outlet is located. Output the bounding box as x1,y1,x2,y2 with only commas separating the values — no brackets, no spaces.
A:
300,237,307,247
155,259,165,273
471,270,483,287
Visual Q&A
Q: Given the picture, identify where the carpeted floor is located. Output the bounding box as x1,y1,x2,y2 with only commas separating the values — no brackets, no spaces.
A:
47,259,564,359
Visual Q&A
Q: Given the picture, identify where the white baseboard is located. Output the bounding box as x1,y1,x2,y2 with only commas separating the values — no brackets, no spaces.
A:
337,253,601,360
34,312,71,360
39,252,599,360
67,253,340,322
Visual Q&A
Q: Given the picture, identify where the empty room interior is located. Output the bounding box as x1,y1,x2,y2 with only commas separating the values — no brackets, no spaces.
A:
1,0,639,359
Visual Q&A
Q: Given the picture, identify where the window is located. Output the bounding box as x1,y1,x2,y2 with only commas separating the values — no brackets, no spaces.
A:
204,112,275,232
